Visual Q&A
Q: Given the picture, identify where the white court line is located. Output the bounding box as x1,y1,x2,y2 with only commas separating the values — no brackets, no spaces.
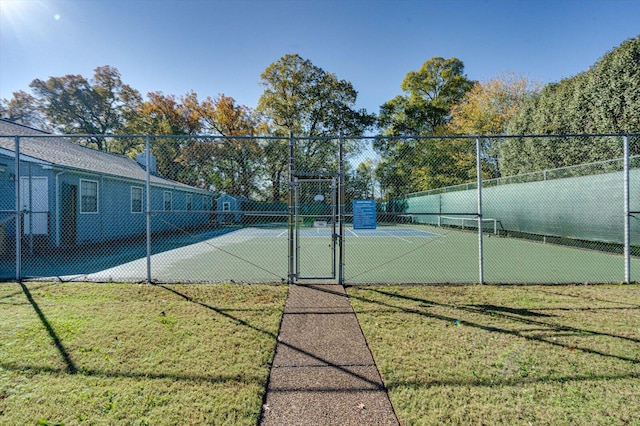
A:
347,229,359,237
378,229,413,243
277,230,288,237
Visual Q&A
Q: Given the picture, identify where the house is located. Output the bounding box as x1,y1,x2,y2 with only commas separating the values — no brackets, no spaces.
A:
0,119,214,252
216,194,248,223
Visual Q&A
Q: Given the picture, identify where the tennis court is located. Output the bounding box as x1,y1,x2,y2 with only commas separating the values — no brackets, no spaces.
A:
244,227,440,238
3,133,640,285
15,222,628,284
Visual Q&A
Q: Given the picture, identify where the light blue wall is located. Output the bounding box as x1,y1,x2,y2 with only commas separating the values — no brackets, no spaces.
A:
74,175,212,244
0,156,213,247
216,194,242,222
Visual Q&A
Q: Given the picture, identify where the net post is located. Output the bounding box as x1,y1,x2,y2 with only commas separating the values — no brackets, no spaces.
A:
145,135,152,283
623,135,631,284
288,131,295,284
14,136,21,281
476,137,484,284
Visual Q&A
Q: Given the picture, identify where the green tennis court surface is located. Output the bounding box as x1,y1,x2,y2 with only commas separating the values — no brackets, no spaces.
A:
16,224,632,284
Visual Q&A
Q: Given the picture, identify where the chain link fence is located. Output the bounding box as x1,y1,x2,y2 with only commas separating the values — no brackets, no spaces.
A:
1,125,639,284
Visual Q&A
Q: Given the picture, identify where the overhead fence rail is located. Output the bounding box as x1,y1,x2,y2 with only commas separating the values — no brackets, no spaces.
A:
1,126,639,284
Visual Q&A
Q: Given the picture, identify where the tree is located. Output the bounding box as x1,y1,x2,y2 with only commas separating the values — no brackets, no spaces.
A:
447,72,540,177
257,54,374,137
124,91,202,183
501,36,640,176
375,57,475,196
126,92,267,193
345,159,377,202
181,94,265,197
29,65,142,152
588,35,640,133
0,90,49,130
378,57,475,137
257,54,375,201
448,72,539,136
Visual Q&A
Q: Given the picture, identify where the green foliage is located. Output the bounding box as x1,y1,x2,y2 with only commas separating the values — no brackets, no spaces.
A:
375,137,477,198
378,57,475,137
29,65,142,153
375,57,475,196
257,54,375,137
256,54,375,201
590,35,640,133
345,159,377,201
502,36,640,175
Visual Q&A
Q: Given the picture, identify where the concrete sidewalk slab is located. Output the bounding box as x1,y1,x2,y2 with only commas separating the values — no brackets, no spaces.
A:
260,284,399,425
274,313,374,366
283,284,353,312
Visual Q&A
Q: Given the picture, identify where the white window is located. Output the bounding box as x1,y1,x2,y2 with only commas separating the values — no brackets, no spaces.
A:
164,191,172,211
131,187,143,213
80,179,98,214
186,194,193,211
222,201,231,212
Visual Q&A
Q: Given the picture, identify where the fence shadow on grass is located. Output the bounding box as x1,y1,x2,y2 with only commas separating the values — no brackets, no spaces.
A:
533,287,640,309
368,287,640,347
19,283,78,374
0,359,265,385
343,285,640,391
155,284,387,392
3,282,268,386
13,283,246,383
0,282,56,303
9,282,379,392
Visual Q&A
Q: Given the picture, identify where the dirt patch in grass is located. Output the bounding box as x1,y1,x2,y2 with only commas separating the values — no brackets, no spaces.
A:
0,282,287,425
347,284,640,425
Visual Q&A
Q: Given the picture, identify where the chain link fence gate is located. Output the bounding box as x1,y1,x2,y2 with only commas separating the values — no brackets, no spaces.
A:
1,122,639,285
287,134,344,284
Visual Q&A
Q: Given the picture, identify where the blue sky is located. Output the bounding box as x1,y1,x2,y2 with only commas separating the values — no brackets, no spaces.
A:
1,0,639,115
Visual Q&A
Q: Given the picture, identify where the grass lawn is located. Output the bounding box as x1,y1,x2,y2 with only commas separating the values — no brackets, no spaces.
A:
0,282,287,425
347,284,640,425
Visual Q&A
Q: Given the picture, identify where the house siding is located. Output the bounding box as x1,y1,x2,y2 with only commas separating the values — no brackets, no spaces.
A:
1,124,214,250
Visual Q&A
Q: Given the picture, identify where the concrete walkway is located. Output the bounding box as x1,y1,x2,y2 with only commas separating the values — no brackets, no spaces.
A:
260,283,399,425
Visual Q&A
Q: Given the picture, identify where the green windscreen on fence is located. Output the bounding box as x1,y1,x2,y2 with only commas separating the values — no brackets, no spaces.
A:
405,168,640,246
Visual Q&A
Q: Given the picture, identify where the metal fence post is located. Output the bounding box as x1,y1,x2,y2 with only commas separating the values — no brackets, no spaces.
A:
288,131,295,284
338,133,345,285
476,137,484,284
14,136,21,281
623,135,631,284
146,136,152,283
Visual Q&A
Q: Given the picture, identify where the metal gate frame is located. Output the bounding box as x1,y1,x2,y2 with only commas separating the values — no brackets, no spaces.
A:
288,133,345,284
293,176,337,280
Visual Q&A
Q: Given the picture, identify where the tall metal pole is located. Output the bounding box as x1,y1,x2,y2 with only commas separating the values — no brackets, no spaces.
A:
623,135,631,284
145,136,152,283
338,134,345,285
476,137,484,284
14,136,21,281
288,132,295,284
332,177,337,279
